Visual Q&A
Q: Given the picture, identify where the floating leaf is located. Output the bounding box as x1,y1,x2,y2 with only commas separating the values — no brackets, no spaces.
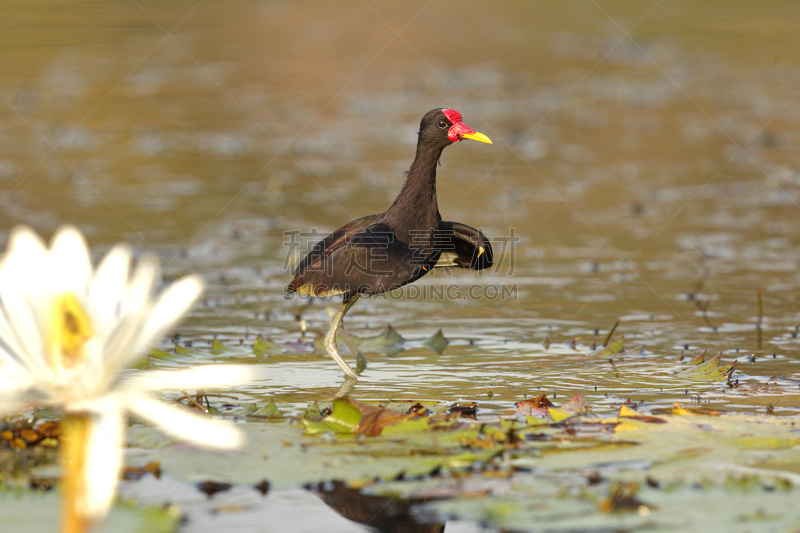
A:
664,402,723,417
563,394,591,414
146,348,175,361
595,336,625,357
300,396,463,437
446,448,504,469
618,405,667,424
253,334,282,358
350,399,412,436
352,324,406,354
210,337,229,355
674,353,735,382
380,416,434,436
0,490,180,533
243,399,284,420
515,394,554,415
547,407,573,423
175,344,195,355
309,325,406,356
524,415,550,426
301,397,363,435
423,329,449,354
687,350,708,365
303,402,324,420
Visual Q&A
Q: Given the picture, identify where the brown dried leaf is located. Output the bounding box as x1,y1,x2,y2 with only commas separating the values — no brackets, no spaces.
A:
36,421,60,439
515,394,554,414
562,394,591,414
19,429,40,443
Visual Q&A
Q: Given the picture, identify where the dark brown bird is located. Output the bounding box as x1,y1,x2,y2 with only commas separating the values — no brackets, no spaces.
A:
286,108,493,379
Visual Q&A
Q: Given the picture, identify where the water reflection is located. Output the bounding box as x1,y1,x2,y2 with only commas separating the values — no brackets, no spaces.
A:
316,481,445,533
120,476,474,533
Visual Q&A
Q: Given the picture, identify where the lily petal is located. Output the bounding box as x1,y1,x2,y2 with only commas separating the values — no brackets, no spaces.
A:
124,275,204,366
3,225,51,296
100,311,148,374
82,408,125,522
50,225,92,298
128,395,244,450
89,244,131,332
0,242,48,378
124,252,159,315
5,225,48,256
123,365,254,392
0,303,37,375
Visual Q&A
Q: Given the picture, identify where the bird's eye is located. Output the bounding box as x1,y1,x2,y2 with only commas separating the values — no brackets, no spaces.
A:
437,119,448,129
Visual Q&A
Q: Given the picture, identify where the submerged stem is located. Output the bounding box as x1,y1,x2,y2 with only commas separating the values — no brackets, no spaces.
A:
62,413,91,533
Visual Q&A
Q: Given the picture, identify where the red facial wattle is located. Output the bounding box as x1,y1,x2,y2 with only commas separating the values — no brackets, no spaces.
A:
442,108,492,144
442,108,469,141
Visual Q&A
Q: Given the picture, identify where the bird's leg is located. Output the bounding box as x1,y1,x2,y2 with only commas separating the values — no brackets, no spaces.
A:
339,295,368,368
323,296,360,379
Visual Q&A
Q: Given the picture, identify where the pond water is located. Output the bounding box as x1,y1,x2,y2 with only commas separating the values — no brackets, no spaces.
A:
3,1,800,531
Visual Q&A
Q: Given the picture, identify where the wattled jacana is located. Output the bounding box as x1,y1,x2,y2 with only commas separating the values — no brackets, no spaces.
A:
286,108,493,379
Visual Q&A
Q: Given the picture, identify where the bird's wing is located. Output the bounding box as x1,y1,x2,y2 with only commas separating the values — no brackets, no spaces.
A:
290,215,377,278
436,221,493,270
287,222,426,297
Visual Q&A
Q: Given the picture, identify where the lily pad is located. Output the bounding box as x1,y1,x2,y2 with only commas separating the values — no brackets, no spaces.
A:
242,399,284,420
253,335,282,358
210,337,230,355
595,336,625,357
674,354,735,382
0,490,180,533
423,329,449,354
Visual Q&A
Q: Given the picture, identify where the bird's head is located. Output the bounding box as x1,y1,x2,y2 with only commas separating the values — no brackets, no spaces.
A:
419,108,492,147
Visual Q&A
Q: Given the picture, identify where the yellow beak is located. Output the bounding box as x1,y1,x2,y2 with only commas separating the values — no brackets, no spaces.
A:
460,131,492,144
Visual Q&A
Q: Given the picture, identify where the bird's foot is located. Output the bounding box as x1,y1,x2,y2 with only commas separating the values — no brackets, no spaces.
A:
324,331,358,380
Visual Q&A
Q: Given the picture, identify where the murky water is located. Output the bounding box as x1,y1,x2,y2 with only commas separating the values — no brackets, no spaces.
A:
3,1,800,529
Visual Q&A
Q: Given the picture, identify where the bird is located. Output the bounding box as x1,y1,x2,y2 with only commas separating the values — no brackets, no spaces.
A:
286,108,494,379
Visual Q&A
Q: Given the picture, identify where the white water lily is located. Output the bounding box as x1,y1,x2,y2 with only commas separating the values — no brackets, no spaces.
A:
0,225,252,529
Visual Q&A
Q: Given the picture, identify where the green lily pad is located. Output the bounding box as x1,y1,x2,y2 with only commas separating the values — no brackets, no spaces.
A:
210,337,230,355
301,397,362,435
423,329,449,354
354,324,406,354
0,490,180,533
595,336,625,357
674,354,736,382
241,399,284,420
311,325,407,355
253,334,282,358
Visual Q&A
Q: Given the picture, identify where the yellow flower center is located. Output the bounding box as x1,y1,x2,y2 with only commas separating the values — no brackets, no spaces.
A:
48,293,93,371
